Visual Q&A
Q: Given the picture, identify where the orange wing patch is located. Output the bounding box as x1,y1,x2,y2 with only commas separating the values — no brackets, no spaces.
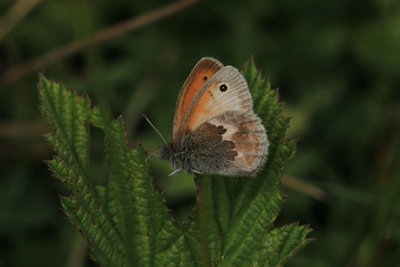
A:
184,86,216,131
173,58,222,138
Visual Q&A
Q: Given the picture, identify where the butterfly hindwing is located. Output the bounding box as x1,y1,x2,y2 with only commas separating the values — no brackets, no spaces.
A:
180,111,268,176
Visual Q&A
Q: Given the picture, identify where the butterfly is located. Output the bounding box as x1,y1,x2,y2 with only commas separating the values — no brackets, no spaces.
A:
159,57,269,177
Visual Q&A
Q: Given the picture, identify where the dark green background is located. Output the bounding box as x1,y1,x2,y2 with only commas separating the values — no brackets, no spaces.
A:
1,0,399,266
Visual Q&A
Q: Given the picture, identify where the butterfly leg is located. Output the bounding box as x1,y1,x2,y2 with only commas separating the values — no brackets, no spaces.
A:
145,149,160,162
168,168,183,176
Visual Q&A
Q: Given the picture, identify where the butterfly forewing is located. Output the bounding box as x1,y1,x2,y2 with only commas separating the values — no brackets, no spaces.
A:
178,66,253,135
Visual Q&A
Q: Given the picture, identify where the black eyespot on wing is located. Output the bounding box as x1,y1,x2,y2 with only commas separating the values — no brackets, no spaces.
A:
203,76,208,81
220,84,227,92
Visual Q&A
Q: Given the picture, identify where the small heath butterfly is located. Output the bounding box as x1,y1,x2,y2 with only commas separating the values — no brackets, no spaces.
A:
159,57,269,177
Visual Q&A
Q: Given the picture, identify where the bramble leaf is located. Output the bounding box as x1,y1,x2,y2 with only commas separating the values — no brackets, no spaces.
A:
39,58,311,267
39,76,187,267
187,59,311,267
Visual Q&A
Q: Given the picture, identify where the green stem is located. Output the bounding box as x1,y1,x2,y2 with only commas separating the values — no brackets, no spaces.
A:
196,176,212,267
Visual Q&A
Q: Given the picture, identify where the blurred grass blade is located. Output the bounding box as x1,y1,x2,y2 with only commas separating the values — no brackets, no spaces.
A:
1,0,201,89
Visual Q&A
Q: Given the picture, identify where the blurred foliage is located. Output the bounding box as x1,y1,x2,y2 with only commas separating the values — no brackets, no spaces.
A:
0,0,399,266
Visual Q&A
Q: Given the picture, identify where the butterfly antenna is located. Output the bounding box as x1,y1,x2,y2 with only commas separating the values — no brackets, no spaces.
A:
142,114,168,144
168,168,183,177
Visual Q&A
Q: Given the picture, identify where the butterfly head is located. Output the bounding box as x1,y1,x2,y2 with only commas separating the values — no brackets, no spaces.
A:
159,143,182,173
159,143,174,161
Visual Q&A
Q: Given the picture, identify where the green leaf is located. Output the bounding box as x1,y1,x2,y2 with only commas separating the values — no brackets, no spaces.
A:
38,58,311,267
39,76,187,267
187,58,311,266
252,224,313,266
39,76,126,266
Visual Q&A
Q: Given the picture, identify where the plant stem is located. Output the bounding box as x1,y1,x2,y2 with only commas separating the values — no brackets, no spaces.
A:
196,176,212,267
